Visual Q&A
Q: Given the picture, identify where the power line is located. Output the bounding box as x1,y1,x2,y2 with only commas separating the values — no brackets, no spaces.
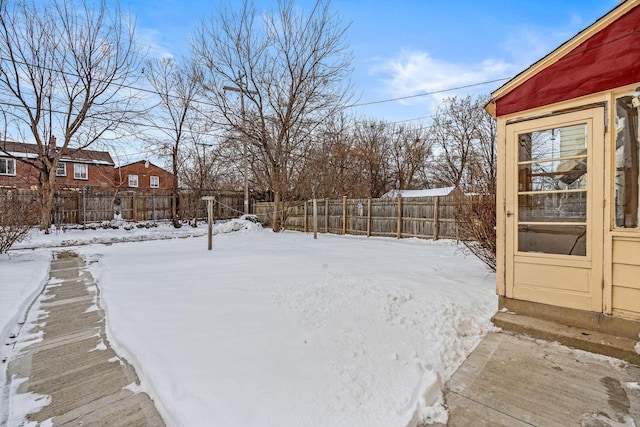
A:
0,55,505,117
345,78,511,108
0,99,222,136
2,12,639,123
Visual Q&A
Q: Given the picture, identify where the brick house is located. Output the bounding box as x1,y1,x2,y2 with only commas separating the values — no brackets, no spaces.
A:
0,140,115,190
114,160,175,193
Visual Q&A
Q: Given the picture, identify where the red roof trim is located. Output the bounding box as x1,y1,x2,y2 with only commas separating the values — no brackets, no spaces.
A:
495,4,640,117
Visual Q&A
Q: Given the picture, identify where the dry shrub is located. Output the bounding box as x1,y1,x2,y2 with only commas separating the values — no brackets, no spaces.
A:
0,191,39,253
454,195,496,271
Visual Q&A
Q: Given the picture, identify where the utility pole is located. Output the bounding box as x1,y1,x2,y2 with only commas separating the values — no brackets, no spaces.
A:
224,74,257,215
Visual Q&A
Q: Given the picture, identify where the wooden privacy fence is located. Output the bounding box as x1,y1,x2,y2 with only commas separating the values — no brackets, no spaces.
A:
0,189,244,225
255,195,489,240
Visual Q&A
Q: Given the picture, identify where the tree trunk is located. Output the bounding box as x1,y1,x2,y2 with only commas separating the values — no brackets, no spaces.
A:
272,190,281,232
39,169,55,233
172,149,182,228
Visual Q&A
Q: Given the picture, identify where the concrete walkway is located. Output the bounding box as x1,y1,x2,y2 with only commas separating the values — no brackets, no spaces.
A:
437,331,640,426
3,251,164,426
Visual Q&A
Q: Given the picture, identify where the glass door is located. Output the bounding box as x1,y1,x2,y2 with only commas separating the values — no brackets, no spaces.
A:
505,108,604,312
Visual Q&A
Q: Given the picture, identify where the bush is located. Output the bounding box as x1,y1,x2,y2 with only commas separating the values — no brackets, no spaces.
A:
454,195,496,271
0,192,39,253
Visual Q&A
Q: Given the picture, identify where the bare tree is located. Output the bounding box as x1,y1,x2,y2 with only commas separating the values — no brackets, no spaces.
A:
191,0,352,230
353,120,391,197
299,113,361,198
454,194,496,271
426,94,497,270
142,57,202,227
469,95,498,194
181,135,226,194
429,95,485,190
0,0,143,232
388,123,432,190
0,190,39,253
299,117,433,199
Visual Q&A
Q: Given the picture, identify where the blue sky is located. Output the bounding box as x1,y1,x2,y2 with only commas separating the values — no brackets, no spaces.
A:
122,0,619,124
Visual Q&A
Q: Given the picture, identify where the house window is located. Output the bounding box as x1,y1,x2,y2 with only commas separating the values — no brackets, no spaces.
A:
150,175,159,188
614,91,640,228
74,163,88,180
56,162,67,177
128,174,138,187
0,158,16,176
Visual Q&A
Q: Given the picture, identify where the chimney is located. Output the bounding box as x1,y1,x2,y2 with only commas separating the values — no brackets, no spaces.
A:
48,135,57,157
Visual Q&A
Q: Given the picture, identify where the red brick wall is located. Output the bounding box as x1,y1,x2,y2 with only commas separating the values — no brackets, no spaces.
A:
115,162,174,193
0,158,114,190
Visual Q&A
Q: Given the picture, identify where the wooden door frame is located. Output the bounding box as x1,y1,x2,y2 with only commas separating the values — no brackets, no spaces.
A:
504,107,605,312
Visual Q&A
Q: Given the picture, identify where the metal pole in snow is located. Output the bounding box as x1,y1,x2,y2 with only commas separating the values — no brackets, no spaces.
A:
202,196,215,250
313,198,318,240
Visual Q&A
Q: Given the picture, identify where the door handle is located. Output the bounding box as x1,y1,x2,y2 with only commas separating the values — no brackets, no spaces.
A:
506,211,513,217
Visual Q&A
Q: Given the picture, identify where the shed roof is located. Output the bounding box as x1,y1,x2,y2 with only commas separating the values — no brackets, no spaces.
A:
115,160,173,175
487,0,640,118
382,186,458,198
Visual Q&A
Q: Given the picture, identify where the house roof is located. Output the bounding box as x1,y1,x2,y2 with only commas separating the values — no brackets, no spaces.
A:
486,0,640,118
0,140,114,166
115,160,173,175
382,186,458,198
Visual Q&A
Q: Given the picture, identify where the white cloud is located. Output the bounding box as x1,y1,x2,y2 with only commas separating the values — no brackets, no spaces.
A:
134,26,176,60
368,50,515,107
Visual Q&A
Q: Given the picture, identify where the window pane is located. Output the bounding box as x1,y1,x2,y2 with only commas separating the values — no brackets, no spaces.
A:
614,93,640,228
0,158,15,175
518,161,586,192
518,124,587,162
517,122,588,255
518,192,587,222
518,224,586,256
74,163,87,179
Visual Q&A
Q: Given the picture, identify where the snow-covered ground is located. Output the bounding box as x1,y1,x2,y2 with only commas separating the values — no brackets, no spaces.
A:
1,219,497,426
0,252,50,352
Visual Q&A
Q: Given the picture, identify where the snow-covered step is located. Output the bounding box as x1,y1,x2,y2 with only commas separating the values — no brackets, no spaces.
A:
492,311,640,364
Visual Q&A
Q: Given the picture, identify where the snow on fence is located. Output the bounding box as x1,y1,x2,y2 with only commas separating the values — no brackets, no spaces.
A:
254,195,488,240
0,189,244,225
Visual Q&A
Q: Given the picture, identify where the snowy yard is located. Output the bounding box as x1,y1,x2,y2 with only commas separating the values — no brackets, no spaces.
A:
1,220,497,426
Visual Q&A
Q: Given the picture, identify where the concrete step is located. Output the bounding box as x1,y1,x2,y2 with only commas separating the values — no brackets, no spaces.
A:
492,311,640,364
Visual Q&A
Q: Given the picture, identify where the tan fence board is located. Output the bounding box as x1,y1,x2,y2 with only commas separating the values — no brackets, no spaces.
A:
255,195,486,241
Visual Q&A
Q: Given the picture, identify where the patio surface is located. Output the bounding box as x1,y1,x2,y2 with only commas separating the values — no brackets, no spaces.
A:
436,331,640,426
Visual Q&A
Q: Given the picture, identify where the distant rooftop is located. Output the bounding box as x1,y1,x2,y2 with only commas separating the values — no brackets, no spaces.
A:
381,186,458,198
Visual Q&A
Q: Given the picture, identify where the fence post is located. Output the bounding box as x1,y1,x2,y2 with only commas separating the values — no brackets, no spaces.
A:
433,196,440,240
397,195,402,239
77,191,83,225
201,196,214,250
342,196,347,235
367,197,372,237
304,201,308,233
132,193,138,221
325,199,329,233
313,198,318,239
